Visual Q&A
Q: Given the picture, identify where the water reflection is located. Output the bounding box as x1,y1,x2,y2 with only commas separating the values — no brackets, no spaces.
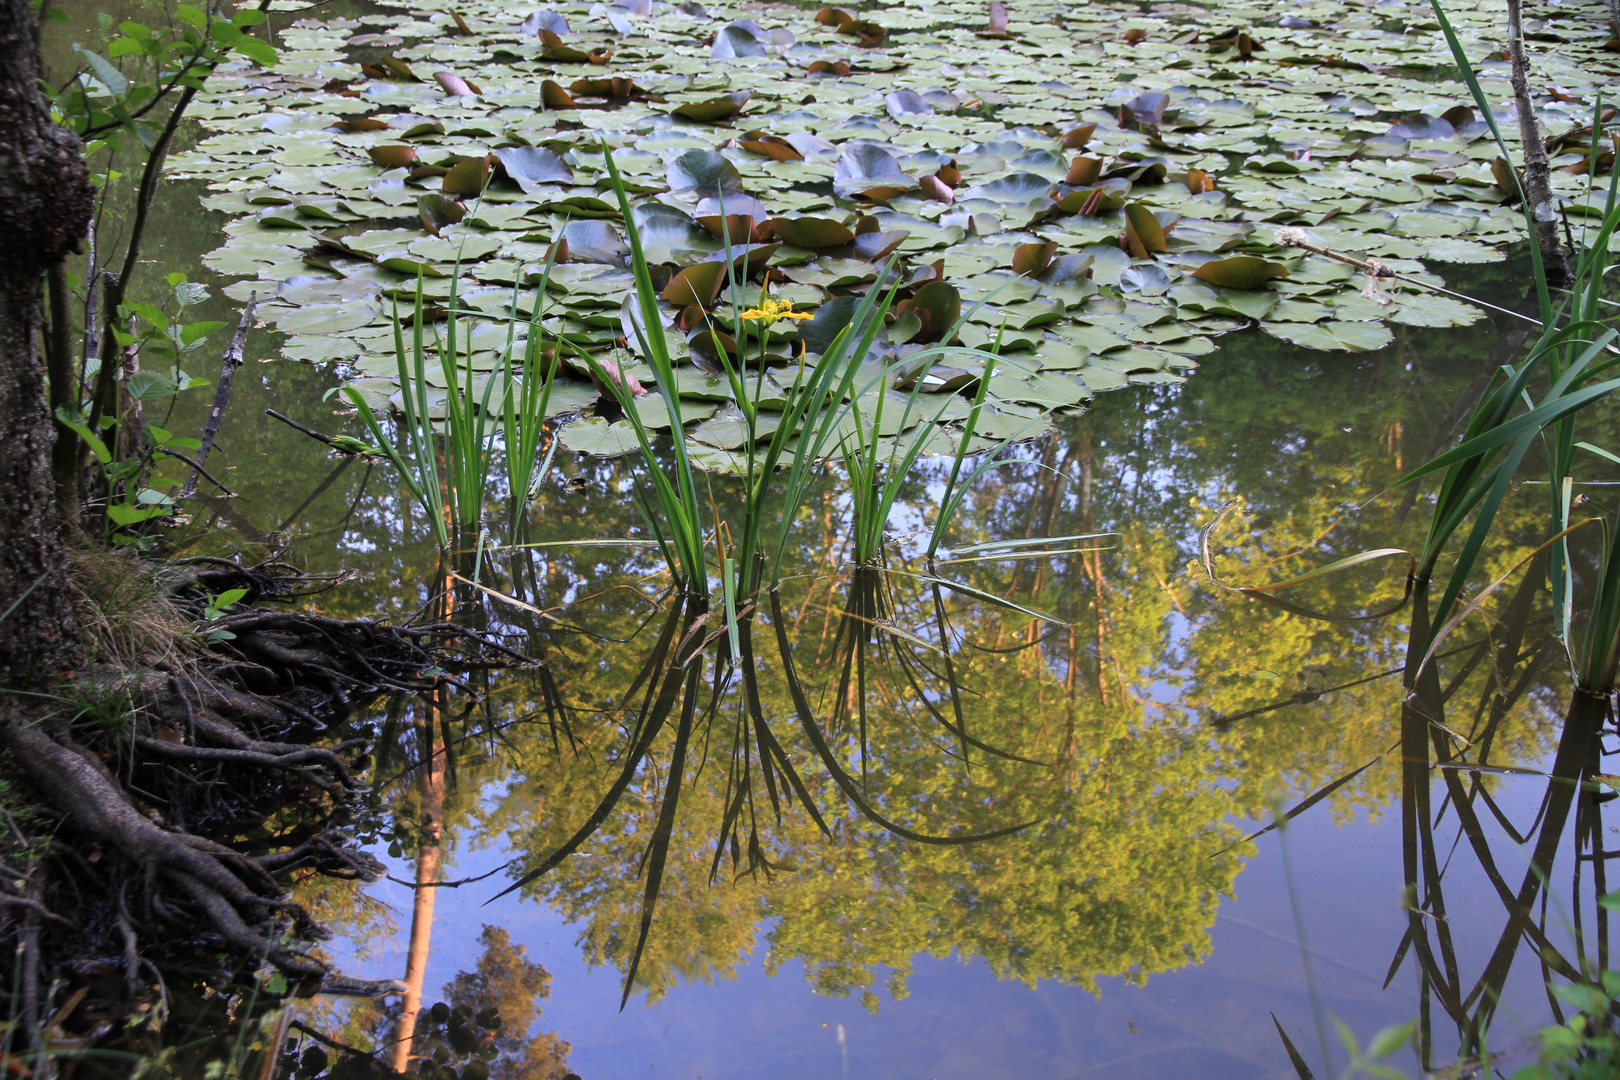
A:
134,234,1620,1074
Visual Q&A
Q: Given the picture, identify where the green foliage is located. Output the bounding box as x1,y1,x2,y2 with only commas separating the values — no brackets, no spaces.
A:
48,3,276,151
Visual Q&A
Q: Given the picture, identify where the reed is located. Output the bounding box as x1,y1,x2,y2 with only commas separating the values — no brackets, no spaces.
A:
344,265,563,552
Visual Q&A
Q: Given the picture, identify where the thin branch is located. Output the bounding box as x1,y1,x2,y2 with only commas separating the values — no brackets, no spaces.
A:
182,294,256,497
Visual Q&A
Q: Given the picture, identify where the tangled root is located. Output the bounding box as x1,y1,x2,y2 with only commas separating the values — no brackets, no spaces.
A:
0,554,527,1043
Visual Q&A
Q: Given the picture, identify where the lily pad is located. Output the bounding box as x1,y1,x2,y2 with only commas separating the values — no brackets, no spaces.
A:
1192,256,1290,290
494,147,574,192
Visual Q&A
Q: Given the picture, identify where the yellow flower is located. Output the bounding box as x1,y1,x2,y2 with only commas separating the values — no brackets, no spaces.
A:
739,297,813,324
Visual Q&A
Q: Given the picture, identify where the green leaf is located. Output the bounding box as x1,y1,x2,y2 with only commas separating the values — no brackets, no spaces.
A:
231,35,279,67
126,369,179,402
173,281,209,308
71,44,129,96
180,320,226,346
1265,319,1393,353
125,300,168,330
56,405,111,465
213,587,249,609
1192,255,1289,290
1365,1021,1416,1058
558,416,643,456
106,503,169,526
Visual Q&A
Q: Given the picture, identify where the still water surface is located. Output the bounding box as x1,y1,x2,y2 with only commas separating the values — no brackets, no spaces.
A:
146,223,1605,1077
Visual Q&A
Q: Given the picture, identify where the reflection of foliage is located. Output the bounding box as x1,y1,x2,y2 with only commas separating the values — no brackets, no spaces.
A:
436,926,573,1080
292,926,572,1080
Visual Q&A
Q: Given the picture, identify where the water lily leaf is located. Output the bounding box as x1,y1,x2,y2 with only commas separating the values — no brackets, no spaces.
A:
1265,319,1393,352
899,280,961,344
1387,292,1483,327
834,142,915,199
672,91,752,123
379,56,421,81
691,404,785,448
1062,123,1098,149
1386,113,1456,141
434,71,478,96
634,204,721,265
845,19,886,46
667,149,744,194
712,22,767,58
398,121,445,140
1066,156,1103,186
493,146,574,191
761,217,854,248
1118,265,1172,295
1013,241,1057,277
662,261,727,305
418,194,465,234
538,28,594,61
277,276,380,306
559,416,641,456
367,145,418,169
540,80,577,109
570,76,636,98
276,304,376,335
800,295,861,354
1122,202,1167,256
442,155,491,196
739,134,803,162
885,90,932,117
518,10,569,35
632,394,716,430
852,230,909,262
1192,256,1289,290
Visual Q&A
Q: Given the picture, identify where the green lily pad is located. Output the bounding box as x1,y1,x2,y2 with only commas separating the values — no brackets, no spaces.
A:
1264,319,1395,352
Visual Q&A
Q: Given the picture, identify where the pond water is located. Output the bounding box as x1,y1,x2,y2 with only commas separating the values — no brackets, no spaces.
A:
43,0,1620,1074
144,234,1613,1079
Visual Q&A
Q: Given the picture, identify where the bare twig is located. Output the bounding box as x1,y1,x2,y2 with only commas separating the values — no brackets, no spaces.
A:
158,447,235,497
183,295,256,498
1275,229,1546,327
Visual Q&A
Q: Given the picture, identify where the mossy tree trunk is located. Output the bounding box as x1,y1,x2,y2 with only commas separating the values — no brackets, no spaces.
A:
0,0,92,687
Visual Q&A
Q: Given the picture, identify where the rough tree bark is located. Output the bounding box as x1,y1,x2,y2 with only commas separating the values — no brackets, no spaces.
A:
1505,0,1573,287
0,0,93,686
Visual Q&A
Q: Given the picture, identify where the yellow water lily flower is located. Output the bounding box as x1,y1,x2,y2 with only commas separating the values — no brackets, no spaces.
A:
739,297,813,324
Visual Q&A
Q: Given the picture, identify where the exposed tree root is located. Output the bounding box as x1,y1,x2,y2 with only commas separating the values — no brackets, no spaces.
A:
0,554,527,1054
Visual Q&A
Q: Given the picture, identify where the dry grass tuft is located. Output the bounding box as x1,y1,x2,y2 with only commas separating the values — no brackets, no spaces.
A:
67,544,201,674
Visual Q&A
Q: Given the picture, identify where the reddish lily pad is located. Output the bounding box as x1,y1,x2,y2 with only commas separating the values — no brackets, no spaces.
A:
662,261,728,306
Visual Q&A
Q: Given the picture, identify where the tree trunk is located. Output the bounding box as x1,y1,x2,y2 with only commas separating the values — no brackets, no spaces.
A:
0,0,93,687
1505,0,1574,287
392,697,446,1074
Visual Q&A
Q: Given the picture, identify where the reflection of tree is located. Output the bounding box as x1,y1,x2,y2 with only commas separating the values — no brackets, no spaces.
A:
341,311,1581,1021
438,926,573,1080
162,246,1588,1059
329,925,573,1080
